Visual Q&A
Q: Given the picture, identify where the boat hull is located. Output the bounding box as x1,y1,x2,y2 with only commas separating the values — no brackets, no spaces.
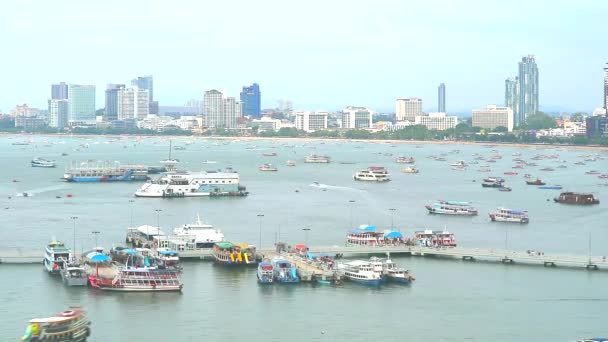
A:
426,208,477,216
62,276,89,286
346,278,382,286
490,215,529,224
386,276,412,284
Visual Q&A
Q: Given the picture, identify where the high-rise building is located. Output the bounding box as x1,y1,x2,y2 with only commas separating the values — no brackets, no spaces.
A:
517,55,539,126
341,106,373,129
294,110,328,132
104,84,124,121
51,82,68,100
414,112,457,131
131,75,157,114
240,83,261,117
438,83,446,113
603,63,608,110
48,99,68,129
118,87,149,120
203,89,242,128
505,77,520,119
67,84,96,125
395,98,422,122
472,105,514,132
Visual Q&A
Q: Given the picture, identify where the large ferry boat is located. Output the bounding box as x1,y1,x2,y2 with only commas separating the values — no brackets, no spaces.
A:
89,268,183,292
21,306,91,342
425,200,478,216
62,161,150,182
353,166,391,182
134,168,248,198
338,260,382,285
31,157,56,168
415,229,457,247
212,242,259,265
43,240,72,274
172,215,224,249
489,208,529,223
554,192,600,205
304,154,330,163
271,257,299,283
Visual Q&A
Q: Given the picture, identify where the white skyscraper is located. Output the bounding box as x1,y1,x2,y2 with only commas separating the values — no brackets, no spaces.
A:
67,84,96,125
295,110,328,132
203,89,242,128
396,98,422,122
341,106,373,129
117,87,149,120
472,105,514,132
48,99,68,129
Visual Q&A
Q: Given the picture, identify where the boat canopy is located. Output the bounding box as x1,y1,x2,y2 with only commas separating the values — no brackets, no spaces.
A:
294,244,307,250
215,242,233,249
384,231,403,238
441,200,471,206
235,242,251,249
505,209,527,214
86,253,110,262
159,250,178,256
357,225,377,231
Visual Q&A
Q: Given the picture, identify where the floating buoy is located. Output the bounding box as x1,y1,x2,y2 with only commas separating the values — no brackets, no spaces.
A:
12,180,18,183
66,194,73,198
56,196,62,199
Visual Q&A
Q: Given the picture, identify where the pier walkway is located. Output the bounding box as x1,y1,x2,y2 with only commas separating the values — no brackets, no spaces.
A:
262,251,337,282
2,245,606,271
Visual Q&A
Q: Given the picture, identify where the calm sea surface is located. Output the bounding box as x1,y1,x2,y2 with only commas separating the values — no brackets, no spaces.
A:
0,135,606,341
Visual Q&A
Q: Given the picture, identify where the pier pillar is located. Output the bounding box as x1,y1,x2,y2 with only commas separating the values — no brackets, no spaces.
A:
586,264,598,270
462,256,475,261
543,261,556,267
501,258,514,264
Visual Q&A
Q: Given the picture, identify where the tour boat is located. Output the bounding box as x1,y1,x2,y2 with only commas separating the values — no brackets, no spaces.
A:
503,171,518,175
586,170,601,175
353,166,391,182
172,215,225,249
60,264,88,286
395,156,415,164
425,200,478,216
134,168,248,197
381,255,415,284
62,161,151,182
401,167,419,174
21,306,91,342
285,160,296,167
450,160,467,167
489,208,529,223
483,177,505,183
259,163,278,172
415,229,457,247
89,268,183,292
538,185,563,190
339,260,382,285
160,140,180,164
257,262,274,284
212,242,259,266
482,182,504,188
304,154,330,163
262,152,277,157
271,257,299,283
31,157,56,168
526,179,545,185
554,192,600,205
43,240,72,274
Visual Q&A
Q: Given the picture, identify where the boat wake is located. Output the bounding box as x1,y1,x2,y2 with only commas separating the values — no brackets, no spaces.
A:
309,182,364,192
22,184,69,195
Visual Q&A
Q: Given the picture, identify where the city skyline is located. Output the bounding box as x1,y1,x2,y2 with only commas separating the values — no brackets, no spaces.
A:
0,1,607,113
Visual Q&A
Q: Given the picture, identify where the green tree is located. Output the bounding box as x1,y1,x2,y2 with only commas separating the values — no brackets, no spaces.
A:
344,129,373,139
454,123,471,134
570,112,586,122
523,111,557,130
493,126,508,133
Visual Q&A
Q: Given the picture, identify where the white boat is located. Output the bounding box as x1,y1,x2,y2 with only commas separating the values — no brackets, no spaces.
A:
353,166,391,182
201,160,218,164
60,264,88,286
450,160,467,167
257,262,274,284
259,163,278,172
160,140,180,164
489,208,529,223
134,168,248,198
304,154,330,163
285,160,296,167
338,260,382,285
89,268,183,292
155,248,181,270
31,157,56,168
382,255,414,283
401,167,419,174
271,257,299,283
43,240,72,274
395,156,415,164
425,200,478,216
172,215,224,249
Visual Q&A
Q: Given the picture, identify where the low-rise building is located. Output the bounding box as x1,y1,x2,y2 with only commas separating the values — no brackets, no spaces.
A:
472,105,514,131
341,106,373,129
414,112,457,131
14,117,46,131
252,116,282,132
295,110,328,132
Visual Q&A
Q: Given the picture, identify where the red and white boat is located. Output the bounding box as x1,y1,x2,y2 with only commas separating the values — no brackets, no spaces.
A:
89,268,183,292
414,229,456,247
504,171,518,175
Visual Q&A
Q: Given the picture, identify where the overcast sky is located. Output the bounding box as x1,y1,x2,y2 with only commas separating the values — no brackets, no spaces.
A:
1,0,607,113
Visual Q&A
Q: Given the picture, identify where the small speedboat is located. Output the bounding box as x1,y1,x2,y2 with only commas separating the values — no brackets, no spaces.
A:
259,163,278,172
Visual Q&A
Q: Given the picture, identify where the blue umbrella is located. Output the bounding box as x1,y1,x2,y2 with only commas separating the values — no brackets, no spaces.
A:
384,231,403,238
89,254,110,262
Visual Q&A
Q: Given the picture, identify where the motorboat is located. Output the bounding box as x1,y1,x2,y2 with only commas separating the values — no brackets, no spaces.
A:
526,179,545,185
259,163,278,172
489,208,529,223
271,257,299,283
60,264,88,286
257,262,274,284
31,157,56,168
43,240,72,274
353,166,391,182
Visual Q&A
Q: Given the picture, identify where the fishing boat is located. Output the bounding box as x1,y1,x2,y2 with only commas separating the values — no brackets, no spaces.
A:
285,160,296,167
304,154,330,163
21,306,91,342
526,179,545,185
212,242,259,266
134,168,248,197
259,163,278,172
482,182,504,188
89,268,183,292
395,156,415,164
31,157,56,168
381,255,415,284
498,186,512,192
415,229,457,247
172,215,224,249
538,185,563,190
554,192,600,205
257,262,274,284
62,161,150,182
353,166,391,182
503,171,518,175
60,264,88,286
489,208,529,223
43,240,72,274
401,167,419,174
271,257,299,283
425,200,478,216
160,140,180,164
338,260,382,285
262,152,277,157
483,177,505,183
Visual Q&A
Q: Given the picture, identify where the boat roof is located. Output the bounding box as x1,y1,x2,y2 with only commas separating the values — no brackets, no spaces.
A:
344,260,371,266
502,209,527,214
158,250,178,255
30,316,75,323
259,262,272,267
215,242,233,249
136,225,165,236
440,200,471,205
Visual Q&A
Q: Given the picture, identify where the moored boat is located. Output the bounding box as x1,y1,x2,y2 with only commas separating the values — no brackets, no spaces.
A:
43,240,72,274
489,208,529,223
554,192,599,205
285,160,296,167
401,167,419,174
171,215,224,249
526,179,545,185
89,268,183,292
60,264,88,286
271,257,299,283
482,182,504,188
21,306,91,342
262,152,277,157
483,177,505,183
382,255,415,284
353,166,391,182
304,154,330,163
538,185,562,190
257,262,274,284
338,260,382,285
62,161,150,182
395,156,415,164
212,242,259,265
425,200,478,216
415,229,457,247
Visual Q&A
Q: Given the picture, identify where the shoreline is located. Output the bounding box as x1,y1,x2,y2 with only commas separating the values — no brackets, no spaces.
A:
2,132,608,152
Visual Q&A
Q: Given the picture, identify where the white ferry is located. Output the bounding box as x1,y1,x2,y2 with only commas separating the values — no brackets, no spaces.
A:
259,163,278,172
172,215,225,249
31,157,56,168
353,166,391,182
489,208,529,224
43,240,72,274
401,167,419,174
395,156,415,164
338,260,382,285
425,200,478,216
134,168,248,198
304,154,330,163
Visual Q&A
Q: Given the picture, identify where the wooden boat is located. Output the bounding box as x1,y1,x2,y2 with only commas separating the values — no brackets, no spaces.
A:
554,192,599,205
21,306,91,342
89,268,183,292
526,179,545,186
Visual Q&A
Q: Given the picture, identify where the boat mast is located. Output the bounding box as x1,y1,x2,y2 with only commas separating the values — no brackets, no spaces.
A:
169,140,172,160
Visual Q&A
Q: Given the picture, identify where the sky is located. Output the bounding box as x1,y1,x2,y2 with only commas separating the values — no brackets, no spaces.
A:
0,0,607,114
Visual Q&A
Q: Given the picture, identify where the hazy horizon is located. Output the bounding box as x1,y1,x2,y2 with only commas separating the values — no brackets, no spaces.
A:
1,0,607,114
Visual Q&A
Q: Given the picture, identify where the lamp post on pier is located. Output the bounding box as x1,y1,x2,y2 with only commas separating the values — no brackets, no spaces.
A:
91,231,100,250
348,200,356,228
302,228,311,246
70,216,78,262
257,214,264,250
129,199,135,228
389,208,396,231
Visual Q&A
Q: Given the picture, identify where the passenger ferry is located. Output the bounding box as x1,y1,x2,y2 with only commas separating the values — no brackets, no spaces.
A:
89,268,183,292
353,166,391,182
62,161,150,182
259,163,278,172
31,157,56,168
21,306,91,342
339,260,382,285
134,168,248,197
271,257,299,283
381,255,415,284
415,229,457,247
395,156,415,164
401,167,419,174
489,208,529,224
155,248,181,270
212,242,259,266
304,154,330,163
60,264,88,286
172,215,224,249
257,262,274,284
425,200,478,216
43,240,72,274
554,192,600,205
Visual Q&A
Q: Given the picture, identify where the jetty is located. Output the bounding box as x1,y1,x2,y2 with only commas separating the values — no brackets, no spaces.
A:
2,245,606,271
